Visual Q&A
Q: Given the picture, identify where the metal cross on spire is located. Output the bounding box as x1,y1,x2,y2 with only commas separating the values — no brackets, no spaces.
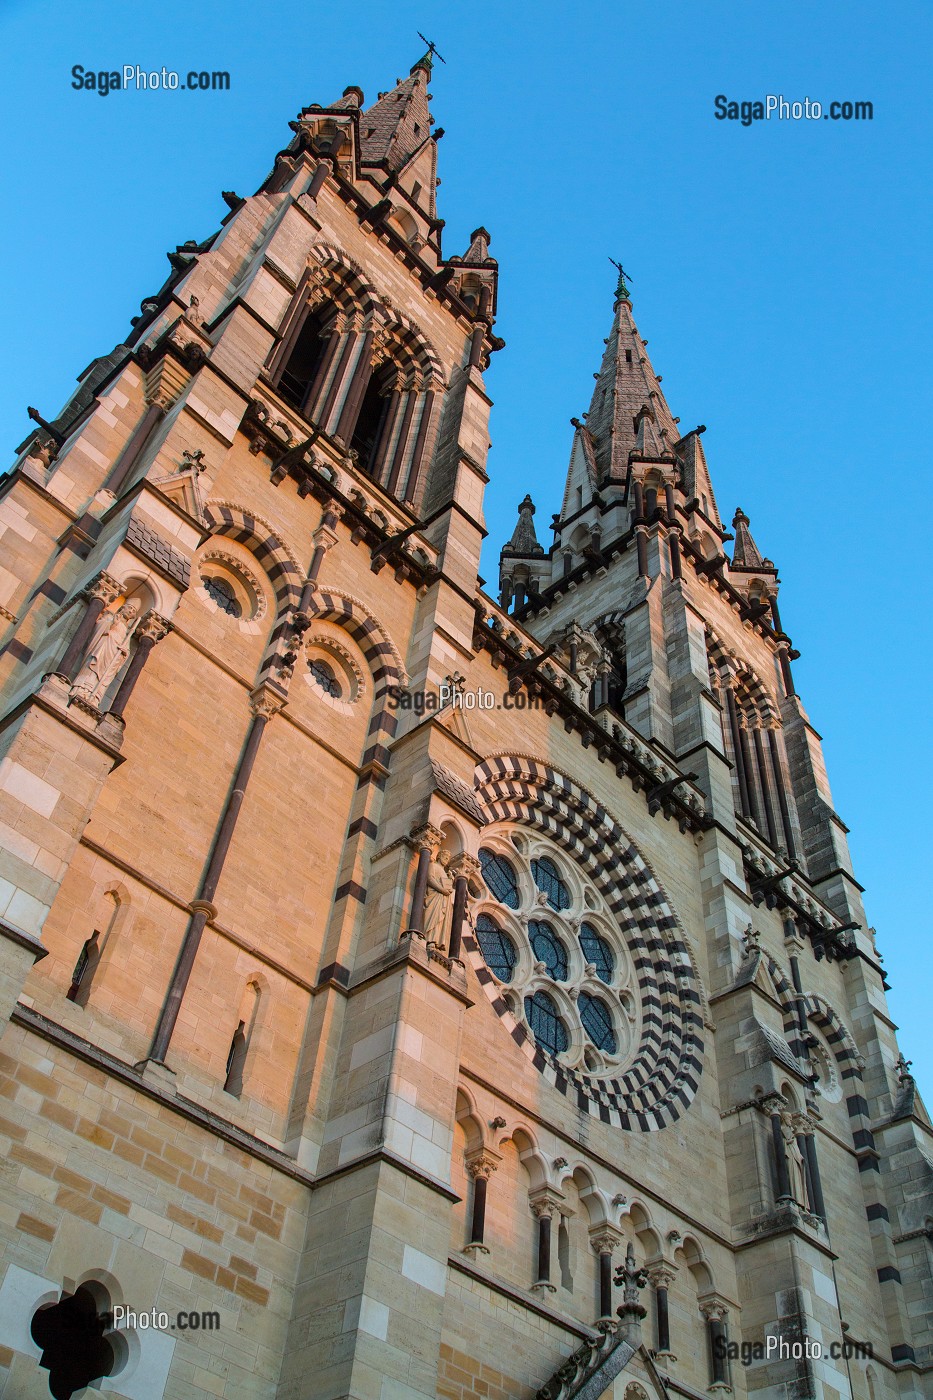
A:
609,257,633,302
416,32,447,70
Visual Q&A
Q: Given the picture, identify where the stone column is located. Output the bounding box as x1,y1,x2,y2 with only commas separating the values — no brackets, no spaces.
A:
372,378,404,486
761,1092,792,1202
767,722,799,861
724,678,753,820
402,389,436,506
751,721,780,849
447,854,481,962
107,611,171,719
403,823,444,938
385,386,418,497
316,315,357,434
304,327,342,421
589,1227,624,1321
464,1149,499,1256
792,1111,825,1218
333,326,375,444
647,1262,677,1363
54,572,122,682
147,684,285,1065
701,1299,731,1391
530,1188,563,1293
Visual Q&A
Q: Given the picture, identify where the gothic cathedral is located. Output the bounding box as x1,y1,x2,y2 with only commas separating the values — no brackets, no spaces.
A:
0,51,928,1400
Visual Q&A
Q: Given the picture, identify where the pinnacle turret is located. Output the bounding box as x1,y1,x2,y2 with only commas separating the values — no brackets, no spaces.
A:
730,508,774,573
504,495,543,556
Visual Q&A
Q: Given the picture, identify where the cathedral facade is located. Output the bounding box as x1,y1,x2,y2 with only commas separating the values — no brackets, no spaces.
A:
0,51,929,1400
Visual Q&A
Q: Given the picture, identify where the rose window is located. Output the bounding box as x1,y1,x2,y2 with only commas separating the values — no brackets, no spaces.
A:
471,833,640,1076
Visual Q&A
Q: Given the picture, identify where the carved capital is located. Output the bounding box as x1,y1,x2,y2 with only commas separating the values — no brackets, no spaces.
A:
409,822,445,855
757,1091,787,1117
465,1149,500,1181
86,571,124,606
249,685,286,721
646,1261,677,1290
449,853,483,888
137,611,172,644
528,1187,564,1220
312,521,340,553
699,1297,729,1324
589,1226,624,1257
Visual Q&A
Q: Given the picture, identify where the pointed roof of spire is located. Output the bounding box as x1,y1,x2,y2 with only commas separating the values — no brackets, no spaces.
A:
730,508,774,572
581,287,680,483
503,495,544,556
359,63,433,172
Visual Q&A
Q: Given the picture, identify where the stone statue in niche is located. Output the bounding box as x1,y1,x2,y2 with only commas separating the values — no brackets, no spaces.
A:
423,848,454,951
780,1108,809,1206
71,599,140,704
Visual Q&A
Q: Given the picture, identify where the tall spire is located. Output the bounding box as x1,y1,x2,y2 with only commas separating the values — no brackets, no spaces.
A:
359,65,433,174
579,275,680,484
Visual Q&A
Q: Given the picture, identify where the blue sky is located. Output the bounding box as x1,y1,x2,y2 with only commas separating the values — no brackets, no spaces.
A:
1,1,930,1087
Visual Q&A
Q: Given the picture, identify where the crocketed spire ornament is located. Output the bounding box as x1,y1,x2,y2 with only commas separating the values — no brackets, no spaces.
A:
505,495,544,555
614,1242,648,1321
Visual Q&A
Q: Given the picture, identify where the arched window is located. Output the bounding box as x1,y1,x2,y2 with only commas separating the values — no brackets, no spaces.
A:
309,658,341,697
579,924,614,982
578,992,617,1052
350,369,394,474
528,921,568,980
223,980,261,1097
531,856,571,911
479,849,520,908
524,991,569,1055
475,914,517,982
276,309,329,413
203,575,242,618
66,930,101,1007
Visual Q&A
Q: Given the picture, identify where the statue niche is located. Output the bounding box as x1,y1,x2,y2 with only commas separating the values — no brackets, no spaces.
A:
70,599,140,705
423,849,454,952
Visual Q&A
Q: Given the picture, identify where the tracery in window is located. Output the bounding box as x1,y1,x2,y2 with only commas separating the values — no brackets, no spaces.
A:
475,914,517,982
473,833,636,1078
203,575,242,617
531,856,571,911
579,992,617,1053
579,923,614,982
528,921,568,981
524,990,569,1055
309,658,341,698
478,849,520,908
